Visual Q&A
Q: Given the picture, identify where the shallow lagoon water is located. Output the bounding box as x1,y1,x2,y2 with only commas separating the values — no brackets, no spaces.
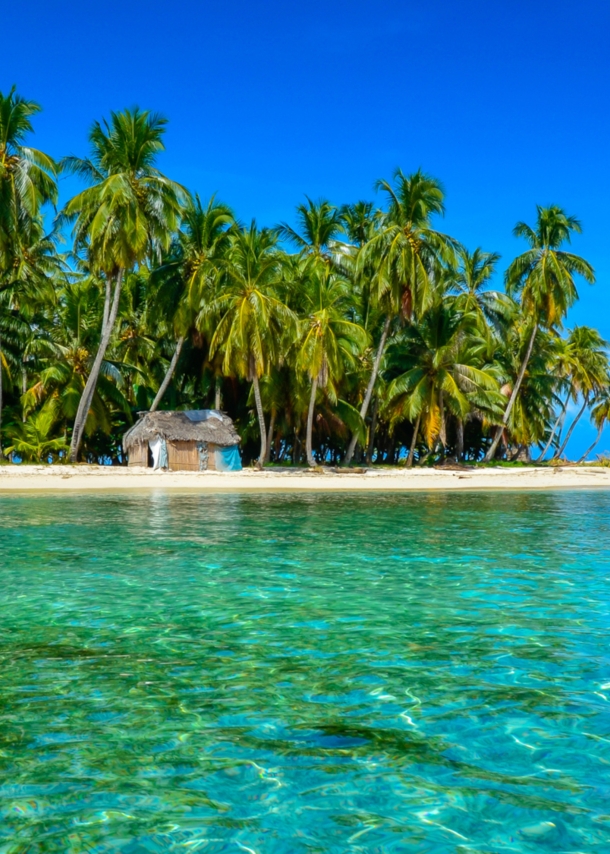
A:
0,490,609,853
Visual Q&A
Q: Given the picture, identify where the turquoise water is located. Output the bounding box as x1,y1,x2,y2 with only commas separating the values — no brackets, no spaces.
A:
0,491,609,853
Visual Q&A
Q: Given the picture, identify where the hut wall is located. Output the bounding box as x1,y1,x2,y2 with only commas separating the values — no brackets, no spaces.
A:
127,436,232,472
128,442,149,467
167,440,200,471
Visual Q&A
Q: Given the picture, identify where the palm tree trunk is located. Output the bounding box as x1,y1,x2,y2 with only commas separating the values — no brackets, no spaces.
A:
264,409,276,464
510,443,530,462
365,396,379,465
215,376,222,410
69,270,124,463
251,373,267,467
555,403,569,448
150,336,184,412
345,314,391,464
306,377,318,467
484,321,538,462
538,388,572,461
0,335,4,461
21,365,26,422
554,395,589,460
407,412,421,468
578,422,604,463
439,389,446,450
456,417,464,461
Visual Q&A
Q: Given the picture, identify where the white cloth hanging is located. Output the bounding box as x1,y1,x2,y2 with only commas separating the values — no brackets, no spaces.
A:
149,436,163,470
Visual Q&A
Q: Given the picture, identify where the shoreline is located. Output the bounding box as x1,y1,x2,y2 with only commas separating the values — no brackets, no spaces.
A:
1,464,610,492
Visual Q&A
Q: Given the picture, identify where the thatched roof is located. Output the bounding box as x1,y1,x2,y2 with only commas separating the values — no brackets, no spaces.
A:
123,410,240,451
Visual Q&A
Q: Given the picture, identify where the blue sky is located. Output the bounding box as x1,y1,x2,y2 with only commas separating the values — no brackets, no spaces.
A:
3,0,609,457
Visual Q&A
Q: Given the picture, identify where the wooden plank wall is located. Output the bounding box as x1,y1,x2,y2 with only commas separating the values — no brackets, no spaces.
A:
167,441,200,471
130,440,221,471
128,442,148,467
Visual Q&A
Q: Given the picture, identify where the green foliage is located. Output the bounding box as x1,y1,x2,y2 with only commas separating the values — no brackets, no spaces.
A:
61,108,185,274
507,205,595,328
0,88,607,467
5,403,66,462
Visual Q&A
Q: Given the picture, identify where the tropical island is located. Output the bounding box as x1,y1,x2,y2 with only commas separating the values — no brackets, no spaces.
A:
4,0,610,844
1,88,608,477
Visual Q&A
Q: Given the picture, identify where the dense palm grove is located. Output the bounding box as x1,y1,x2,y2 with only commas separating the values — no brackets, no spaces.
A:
1,89,608,467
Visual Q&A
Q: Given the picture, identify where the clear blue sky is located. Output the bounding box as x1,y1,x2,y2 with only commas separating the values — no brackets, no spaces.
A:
3,0,609,458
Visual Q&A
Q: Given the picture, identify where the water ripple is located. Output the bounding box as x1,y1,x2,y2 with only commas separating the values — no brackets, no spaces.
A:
0,490,609,851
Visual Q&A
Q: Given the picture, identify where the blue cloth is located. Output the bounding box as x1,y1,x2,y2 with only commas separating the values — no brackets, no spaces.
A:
215,445,242,471
159,438,168,470
184,410,223,423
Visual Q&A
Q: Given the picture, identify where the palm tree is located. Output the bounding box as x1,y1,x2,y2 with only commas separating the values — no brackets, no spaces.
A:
0,87,58,258
537,327,608,460
0,88,59,458
278,197,344,263
0,295,24,457
537,333,576,460
551,327,608,459
114,269,157,406
502,325,559,457
150,194,234,411
344,168,460,463
203,223,296,466
0,217,62,457
5,401,66,462
23,276,131,447
298,267,367,466
386,300,501,463
578,389,610,463
451,247,512,328
61,107,185,460
339,201,382,249
484,205,595,461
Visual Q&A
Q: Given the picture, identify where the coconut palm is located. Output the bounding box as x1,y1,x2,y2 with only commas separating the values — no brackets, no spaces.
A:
4,401,66,462
578,389,610,463
386,300,501,463
537,327,608,460
0,87,58,257
551,327,609,459
0,88,59,457
61,107,185,460
298,267,367,466
278,198,344,263
537,334,576,460
150,194,234,411
203,223,297,466
503,326,559,457
114,268,159,407
450,247,514,330
23,276,131,444
484,205,595,461
339,201,382,249
0,298,24,457
0,217,63,457
344,169,460,463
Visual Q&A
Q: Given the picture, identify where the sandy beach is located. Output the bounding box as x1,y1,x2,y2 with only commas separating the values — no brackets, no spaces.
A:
1,464,609,492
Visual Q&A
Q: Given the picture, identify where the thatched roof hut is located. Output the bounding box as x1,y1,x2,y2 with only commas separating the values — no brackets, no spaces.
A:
123,410,241,471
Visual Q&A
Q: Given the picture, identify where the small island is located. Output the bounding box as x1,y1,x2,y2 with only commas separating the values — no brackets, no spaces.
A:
1,89,607,474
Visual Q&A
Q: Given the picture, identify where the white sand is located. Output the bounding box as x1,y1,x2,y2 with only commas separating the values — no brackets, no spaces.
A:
1,464,609,492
